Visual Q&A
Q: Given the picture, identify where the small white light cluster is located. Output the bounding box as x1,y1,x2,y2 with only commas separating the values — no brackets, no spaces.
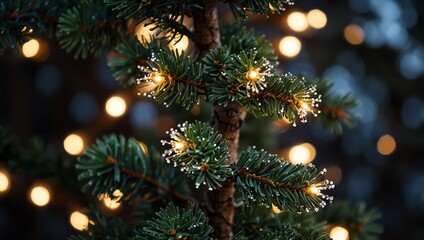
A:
305,164,335,211
243,56,274,96
161,122,188,164
137,52,166,101
283,74,322,126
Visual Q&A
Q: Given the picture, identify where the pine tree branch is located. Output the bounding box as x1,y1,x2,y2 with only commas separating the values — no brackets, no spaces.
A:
236,167,306,192
106,156,198,204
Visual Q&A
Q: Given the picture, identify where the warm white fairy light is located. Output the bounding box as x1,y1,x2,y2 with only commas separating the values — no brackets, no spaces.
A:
29,185,50,207
22,39,40,58
161,122,189,164
70,211,90,231
102,189,123,209
272,204,283,214
241,55,274,95
304,165,335,211
0,170,10,192
330,226,349,240
105,96,127,117
306,186,321,195
152,72,165,84
278,74,321,126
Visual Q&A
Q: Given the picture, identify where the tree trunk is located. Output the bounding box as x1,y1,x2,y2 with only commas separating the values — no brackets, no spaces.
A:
191,2,246,239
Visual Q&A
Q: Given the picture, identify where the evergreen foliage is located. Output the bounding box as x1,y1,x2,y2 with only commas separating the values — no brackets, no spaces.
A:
233,147,333,212
0,0,383,239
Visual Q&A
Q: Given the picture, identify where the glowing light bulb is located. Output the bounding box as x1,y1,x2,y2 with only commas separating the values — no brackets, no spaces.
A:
300,102,310,111
103,189,123,209
272,204,283,214
63,134,85,155
0,171,10,192
287,12,308,32
173,141,187,152
288,143,316,165
70,211,89,231
377,134,396,155
22,39,40,58
135,22,155,42
306,186,320,195
169,36,189,52
307,9,327,29
246,69,260,81
279,36,301,58
105,96,127,117
330,226,349,240
344,24,365,45
151,73,165,84
30,186,50,207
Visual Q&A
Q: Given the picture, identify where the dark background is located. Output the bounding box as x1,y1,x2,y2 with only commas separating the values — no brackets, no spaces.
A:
1,0,424,239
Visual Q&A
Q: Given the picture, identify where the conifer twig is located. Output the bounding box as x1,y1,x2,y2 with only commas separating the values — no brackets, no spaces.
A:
106,156,197,204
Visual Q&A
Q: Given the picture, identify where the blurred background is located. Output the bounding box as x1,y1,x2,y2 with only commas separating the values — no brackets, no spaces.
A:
1,0,423,239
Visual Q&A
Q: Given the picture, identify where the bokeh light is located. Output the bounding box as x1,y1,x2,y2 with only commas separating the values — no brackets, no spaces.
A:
29,186,50,207
35,64,62,95
69,92,99,124
105,96,127,117
135,22,156,42
169,36,190,52
0,170,10,192
130,101,158,128
288,143,316,165
63,133,85,155
377,134,396,155
272,204,283,214
287,12,308,32
102,189,123,209
22,39,40,58
279,36,302,58
344,24,365,45
307,9,327,29
70,211,89,231
329,226,349,240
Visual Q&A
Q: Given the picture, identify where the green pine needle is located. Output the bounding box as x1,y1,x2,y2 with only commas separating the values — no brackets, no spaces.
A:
134,202,213,240
233,147,334,213
161,121,232,190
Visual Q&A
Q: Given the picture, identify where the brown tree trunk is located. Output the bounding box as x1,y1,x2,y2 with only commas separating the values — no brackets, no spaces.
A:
191,1,246,239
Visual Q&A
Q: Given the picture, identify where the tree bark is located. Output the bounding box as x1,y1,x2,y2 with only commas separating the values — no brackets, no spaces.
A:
191,1,247,239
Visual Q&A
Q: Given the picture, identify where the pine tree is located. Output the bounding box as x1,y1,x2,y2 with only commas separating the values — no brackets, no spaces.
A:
1,0,383,239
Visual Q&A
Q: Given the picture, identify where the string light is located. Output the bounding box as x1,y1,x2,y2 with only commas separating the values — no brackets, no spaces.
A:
173,141,188,152
70,211,90,231
0,170,10,192
330,226,349,240
63,133,85,155
29,185,50,207
287,12,308,32
22,39,40,58
279,36,302,58
246,69,260,82
105,96,127,117
307,9,327,29
305,186,321,195
151,72,165,84
272,204,283,214
377,134,396,155
102,189,123,209
344,24,365,45
135,22,156,42
169,36,190,52
288,143,316,165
